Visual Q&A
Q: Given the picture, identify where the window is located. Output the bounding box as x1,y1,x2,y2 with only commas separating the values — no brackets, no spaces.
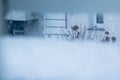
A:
96,13,104,24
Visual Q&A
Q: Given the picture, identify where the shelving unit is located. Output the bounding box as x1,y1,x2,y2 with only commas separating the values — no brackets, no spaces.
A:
44,13,68,38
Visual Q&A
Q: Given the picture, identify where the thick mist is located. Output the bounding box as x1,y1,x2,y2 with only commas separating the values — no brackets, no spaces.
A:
1,37,120,80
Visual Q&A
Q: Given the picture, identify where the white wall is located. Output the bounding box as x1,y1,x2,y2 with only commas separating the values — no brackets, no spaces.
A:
91,13,120,42
67,13,89,29
104,13,120,41
89,13,120,42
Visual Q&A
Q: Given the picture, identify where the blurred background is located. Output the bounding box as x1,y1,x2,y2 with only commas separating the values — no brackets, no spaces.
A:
0,0,120,39
1,0,120,80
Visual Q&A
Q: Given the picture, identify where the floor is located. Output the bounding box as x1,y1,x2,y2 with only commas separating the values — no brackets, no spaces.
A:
1,37,120,80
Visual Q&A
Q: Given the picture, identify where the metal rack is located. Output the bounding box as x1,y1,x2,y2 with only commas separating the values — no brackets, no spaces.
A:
8,20,25,35
6,11,40,35
44,13,68,38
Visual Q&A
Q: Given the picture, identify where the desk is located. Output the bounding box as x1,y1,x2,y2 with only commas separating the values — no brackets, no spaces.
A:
87,27,105,40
